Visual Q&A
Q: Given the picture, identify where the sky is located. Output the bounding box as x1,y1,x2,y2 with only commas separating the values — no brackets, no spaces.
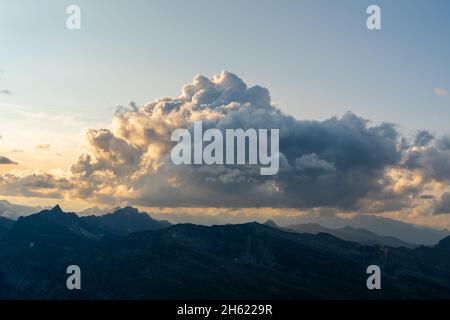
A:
1,0,450,227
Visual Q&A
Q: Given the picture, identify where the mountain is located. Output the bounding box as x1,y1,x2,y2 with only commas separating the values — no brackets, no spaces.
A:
0,216,14,239
146,211,450,246
80,206,171,237
0,200,48,220
6,205,170,242
348,215,450,246
1,214,450,299
0,216,14,229
278,214,450,246
437,236,450,250
79,206,113,216
263,219,280,229
286,223,417,248
6,205,112,242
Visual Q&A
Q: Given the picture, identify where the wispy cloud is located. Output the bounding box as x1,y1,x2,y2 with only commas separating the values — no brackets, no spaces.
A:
0,103,90,128
434,87,449,97
0,90,12,95
36,144,51,151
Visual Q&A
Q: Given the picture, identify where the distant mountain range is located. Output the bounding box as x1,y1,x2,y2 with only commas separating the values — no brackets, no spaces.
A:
0,200,49,220
283,222,417,248
1,206,450,299
147,210,450,246
273,214,450,246
342,215,449,246
3,198,450,246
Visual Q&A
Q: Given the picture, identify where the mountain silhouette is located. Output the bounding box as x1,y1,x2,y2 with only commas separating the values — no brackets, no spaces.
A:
81,206,171,237
0,216,14,239
263,219,279,229
5,205,170,243
436,236,450,250
286,223,417,248
5,205,105,243
1,207,450,299
2,199,449,245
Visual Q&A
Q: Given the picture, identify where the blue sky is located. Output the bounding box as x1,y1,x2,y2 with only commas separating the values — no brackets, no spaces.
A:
1,0,449,137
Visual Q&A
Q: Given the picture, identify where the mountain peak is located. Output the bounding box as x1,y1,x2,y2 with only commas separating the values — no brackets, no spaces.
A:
50,205,63,214
113,206,140,216
437,236,450,249
263,220,279,228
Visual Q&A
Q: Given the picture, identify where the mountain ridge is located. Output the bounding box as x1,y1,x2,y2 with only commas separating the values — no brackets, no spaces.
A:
285,222,418,248
5,205,171,242
2,215,450,299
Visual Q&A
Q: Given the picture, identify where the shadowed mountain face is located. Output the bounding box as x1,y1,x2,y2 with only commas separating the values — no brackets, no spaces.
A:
0,216,14,239
1,207,450,299
285,223,418,249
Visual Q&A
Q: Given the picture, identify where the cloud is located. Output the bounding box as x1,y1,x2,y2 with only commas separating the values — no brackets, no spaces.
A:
1,71,450,216
0,156,17,165
0,90,12,95
66,71,403,209
434,193,450,214
404,135,450,183
0,171,71,198
414,130,434,147
294,153,335,172
36,144,51,151
434,88,449,97
437,135,450,150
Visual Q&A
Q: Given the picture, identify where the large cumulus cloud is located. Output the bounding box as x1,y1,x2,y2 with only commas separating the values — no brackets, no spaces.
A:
66,71,404,209
2,71,449,214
